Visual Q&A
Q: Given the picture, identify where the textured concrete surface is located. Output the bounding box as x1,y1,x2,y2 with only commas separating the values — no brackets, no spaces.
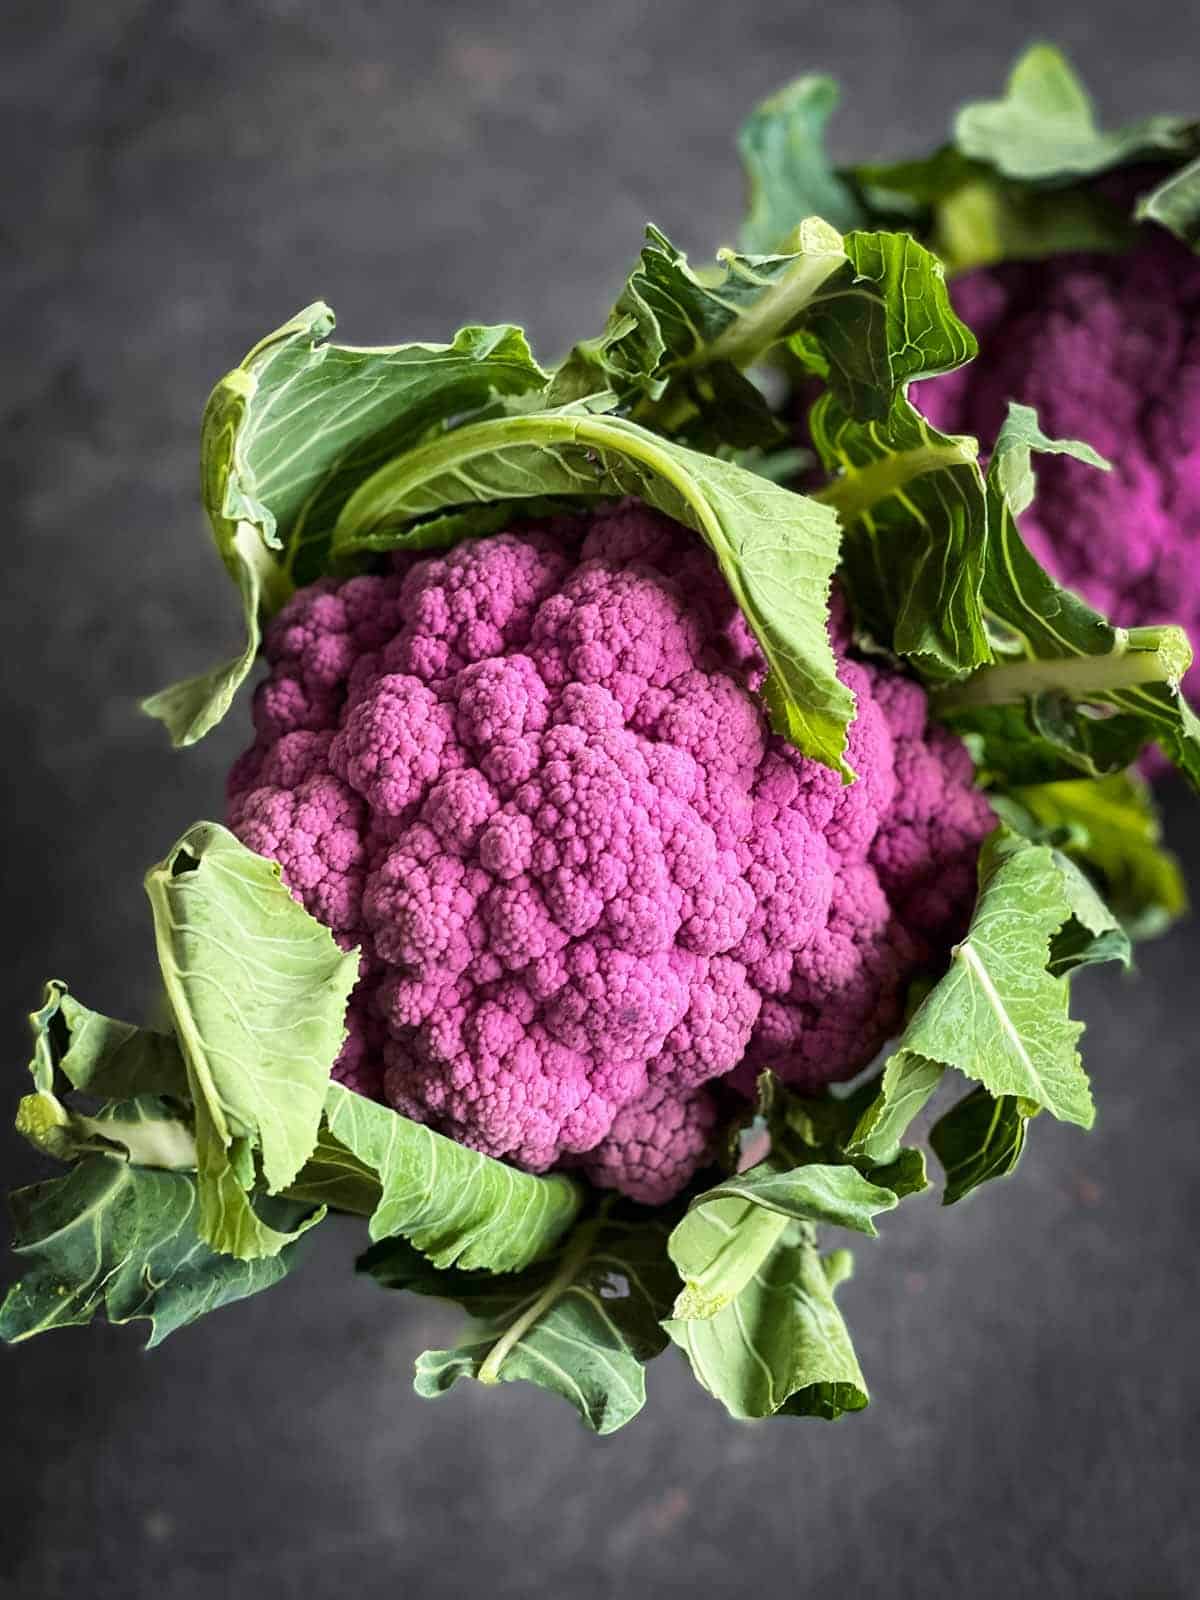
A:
2,4,1199,1596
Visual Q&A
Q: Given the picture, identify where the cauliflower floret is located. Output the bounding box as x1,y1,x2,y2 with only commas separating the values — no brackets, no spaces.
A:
914,229,1200,671
228,504,993,1201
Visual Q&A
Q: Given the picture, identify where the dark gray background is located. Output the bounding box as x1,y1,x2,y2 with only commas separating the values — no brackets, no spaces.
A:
3,3,1198,1596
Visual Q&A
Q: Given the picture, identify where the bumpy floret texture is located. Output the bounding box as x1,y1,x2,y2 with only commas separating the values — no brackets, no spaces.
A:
914,227,1200,666
228,504,992,1203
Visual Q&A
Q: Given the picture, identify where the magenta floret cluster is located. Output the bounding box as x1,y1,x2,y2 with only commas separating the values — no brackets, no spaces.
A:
228,504,992,1203
915,227,1200,651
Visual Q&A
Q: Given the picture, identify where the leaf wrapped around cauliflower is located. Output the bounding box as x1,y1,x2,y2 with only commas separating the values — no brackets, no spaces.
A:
225,501,994,1203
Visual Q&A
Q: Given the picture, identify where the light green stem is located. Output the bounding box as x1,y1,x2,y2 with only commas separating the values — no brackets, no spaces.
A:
934,626,1192,712
476,1207,608,1385
814,439,978,523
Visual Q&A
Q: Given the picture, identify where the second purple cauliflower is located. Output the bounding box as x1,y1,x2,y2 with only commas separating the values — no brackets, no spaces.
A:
229,504,993,1203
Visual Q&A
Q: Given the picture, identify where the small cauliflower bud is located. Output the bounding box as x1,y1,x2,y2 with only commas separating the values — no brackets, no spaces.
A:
580,1080,721,1206
228,502,993,1203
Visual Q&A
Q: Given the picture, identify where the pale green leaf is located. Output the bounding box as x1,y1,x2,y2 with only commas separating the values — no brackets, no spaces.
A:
954,44,1191,182
144,823,357,1258
202,305,549,585
738,75,868,250
145,305,550,743
668,1163,896,1320
286,1083,583,1274
664,1223,867,1421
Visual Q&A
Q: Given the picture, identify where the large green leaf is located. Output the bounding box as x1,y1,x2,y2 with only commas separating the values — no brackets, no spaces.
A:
854,830,1094,1161
286,1083,582,1273
0,1157,310,1347
953,44,1191,182
145,305,549,743
333,406,855,775
144,823,358,1259
663,1224,867,1421
552,223,974,440
795,231,976,420
738,75,868,249
667,1163,897,1320
360,1208,679,1435
201,305,549,584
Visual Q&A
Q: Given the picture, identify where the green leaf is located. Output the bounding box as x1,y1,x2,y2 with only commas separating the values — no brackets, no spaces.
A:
1136,156,1200,248
144,823,357,1259
1046,851,1132,975
145,305,550,744
995,773,1187,937
551,223,973,444
551,219,847,434
811,390,989,674
667,1164,897,1320
202,305,549,585
663,1223,867,1421
140,523,269,748
820,393,1200,781
738,75,869,250
954,44,1191,183
797,231,977,420
929,1087,1033,1205
883,829,1094,1128
846,1053,945,1167
333,406,855,776
25,979,188,1101
285,1083,583,1273
986,401,1110,518
360,1208,679,1435
0,1157,310,1347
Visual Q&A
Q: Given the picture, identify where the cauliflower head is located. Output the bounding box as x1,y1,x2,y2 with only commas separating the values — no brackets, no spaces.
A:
228,504,993,1203
914,227,1200,659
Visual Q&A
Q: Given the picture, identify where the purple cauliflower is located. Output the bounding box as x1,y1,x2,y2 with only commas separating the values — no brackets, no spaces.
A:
228,504,993,1204
914,227,1200,665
